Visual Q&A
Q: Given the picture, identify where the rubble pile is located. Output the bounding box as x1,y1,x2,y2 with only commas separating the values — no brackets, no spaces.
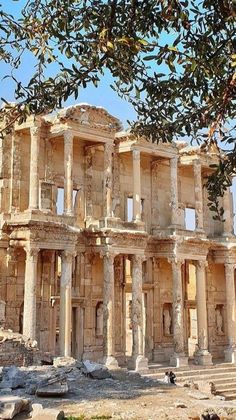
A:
0,329,39,367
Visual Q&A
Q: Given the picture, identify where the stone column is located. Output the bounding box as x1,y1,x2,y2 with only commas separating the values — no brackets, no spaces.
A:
10,131,21,212
223,188,233,236
103,252,119,369
129,255,148,371
23,246,39,340
153,258,165,362
29,126,40,210
132,149,141,222
170,156,179,227
151,161,160,230
194,261,212,365
103,143,113,218
224,263,236,362
170,259,188,367
64,132,74,216
85,147,94,224
193,160,204,231
60,250,73,357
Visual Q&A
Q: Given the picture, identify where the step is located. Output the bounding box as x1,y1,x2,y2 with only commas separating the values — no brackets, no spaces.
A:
217,387,236,393
145,371,236,382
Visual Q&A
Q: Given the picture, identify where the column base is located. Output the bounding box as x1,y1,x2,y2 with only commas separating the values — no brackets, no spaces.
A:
170,353,188,367
194,350,213,366
102,356,119,370
224,347,236,363
128,355,149,372
153,347,166,363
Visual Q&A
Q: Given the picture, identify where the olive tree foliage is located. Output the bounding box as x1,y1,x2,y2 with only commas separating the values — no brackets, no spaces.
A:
0,0,236,219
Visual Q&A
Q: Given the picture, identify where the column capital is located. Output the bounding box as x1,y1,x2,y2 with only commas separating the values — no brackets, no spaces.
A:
195,260,208,270
133,149,140,160
132,254,146,265
168,258,184,269
30,125,41,137
101,251,116,264
225,262,235,275
24,246,39,261
61,249,75,263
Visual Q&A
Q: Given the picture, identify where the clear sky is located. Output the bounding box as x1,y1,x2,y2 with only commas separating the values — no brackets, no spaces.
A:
1,0,235,231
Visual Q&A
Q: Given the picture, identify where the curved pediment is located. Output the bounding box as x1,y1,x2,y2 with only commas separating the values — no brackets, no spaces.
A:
55,103,122,133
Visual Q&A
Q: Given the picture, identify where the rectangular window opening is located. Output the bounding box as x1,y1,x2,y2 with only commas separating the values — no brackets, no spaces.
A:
56,187,64,215
126,197,133,222
185,207,196,231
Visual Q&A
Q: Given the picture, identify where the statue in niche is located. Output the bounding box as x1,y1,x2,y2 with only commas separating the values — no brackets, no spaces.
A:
215,307,224,335
96,302,103,336
163,306,172,336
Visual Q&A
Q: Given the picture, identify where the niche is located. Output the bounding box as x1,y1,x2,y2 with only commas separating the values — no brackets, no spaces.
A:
215,304,224,335
163,303,173,336
96,301,103,336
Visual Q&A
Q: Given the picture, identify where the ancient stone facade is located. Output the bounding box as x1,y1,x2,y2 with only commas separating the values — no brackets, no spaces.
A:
0,104,235,370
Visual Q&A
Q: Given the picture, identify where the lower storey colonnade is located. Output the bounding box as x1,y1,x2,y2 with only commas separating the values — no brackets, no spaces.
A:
5,246,236,370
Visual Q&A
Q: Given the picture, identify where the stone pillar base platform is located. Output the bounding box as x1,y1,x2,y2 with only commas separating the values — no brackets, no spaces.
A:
128,355,149,372
194,350,213,366
170,353,188,367
103,356,119,370
224,347,236,363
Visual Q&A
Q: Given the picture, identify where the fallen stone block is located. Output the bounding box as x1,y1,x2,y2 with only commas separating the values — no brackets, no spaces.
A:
82,360,112,379
0,396,30,419
53,357,76,368
36,378,68,397
188,390,209,400
31,408,64,420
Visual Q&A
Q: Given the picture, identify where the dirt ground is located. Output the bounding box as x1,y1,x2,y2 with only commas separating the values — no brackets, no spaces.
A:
14,369,236,420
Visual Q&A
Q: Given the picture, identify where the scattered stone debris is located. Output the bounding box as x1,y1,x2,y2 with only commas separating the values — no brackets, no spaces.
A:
53,357,76,368
0,396,30,419
81,360,112,380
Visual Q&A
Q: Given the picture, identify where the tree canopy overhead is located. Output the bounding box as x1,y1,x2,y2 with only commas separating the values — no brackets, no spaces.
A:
0,0,236,218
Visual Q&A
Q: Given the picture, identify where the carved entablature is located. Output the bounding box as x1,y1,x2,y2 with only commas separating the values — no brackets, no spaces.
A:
211,246,236,264
4,221,78,250
56,104,122,133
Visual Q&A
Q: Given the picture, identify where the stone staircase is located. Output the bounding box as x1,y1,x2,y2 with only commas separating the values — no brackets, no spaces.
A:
142,362,236,400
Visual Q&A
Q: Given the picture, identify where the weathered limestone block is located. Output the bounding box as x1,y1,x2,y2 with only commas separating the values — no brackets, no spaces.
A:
0,396,30,420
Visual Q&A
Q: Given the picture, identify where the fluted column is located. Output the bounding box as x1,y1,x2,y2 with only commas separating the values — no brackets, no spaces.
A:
23,246,39,340
194,261,212,365
129,255,148,371
60,250,73,357
10,131,21,212
193,160,204,231
170,259,188,367
85,147,94,224
103,252,119,369
29,126,40,210
223,188,233,236
224,263,236,363
132,149,141,222
170,156,179,227
64,132,74,216
103,143,113,218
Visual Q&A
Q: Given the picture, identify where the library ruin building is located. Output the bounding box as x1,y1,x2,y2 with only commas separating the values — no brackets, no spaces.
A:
0,104,235,371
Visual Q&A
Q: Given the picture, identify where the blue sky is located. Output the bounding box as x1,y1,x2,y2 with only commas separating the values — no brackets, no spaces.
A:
1,0,235,231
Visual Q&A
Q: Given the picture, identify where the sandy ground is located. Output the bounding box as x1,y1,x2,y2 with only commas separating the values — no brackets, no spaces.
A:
13,369,236,420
